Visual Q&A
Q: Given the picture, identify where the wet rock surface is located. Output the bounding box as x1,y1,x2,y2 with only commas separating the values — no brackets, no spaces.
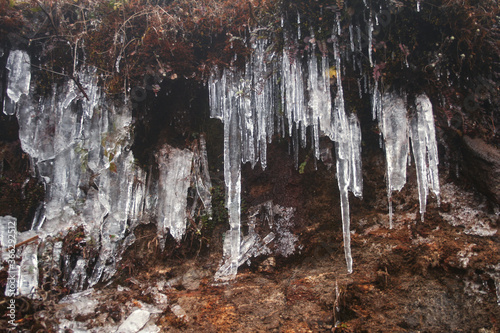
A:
461,136,500,205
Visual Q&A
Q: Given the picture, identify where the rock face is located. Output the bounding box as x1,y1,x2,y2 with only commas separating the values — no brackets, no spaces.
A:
0,0,499,331
461,136,500,205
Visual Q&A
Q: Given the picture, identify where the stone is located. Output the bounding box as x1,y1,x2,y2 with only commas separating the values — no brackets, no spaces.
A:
461,136,500,205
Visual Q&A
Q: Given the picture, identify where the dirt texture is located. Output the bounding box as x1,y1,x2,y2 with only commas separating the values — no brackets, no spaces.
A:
2,137,499,332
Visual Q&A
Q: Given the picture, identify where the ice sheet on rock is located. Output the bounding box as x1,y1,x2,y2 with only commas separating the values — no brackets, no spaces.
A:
215,229,274,281
4,50,31,115
190,134,213,223
272,204,298,257
39,239,63,290
18,243,39,297
215,200,297,281
156,144,194,247
380,92,409,228
116,309,151,333
14,68,149,291
68,258,88,292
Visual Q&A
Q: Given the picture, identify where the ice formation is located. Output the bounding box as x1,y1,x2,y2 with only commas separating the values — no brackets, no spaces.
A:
1,16,443,289
375,91,441,227
409,94,440,221
379,92,409,228
3,50,31,115
18,243,39,297
156,145,194,246
209,21,441,278
2,50,211,295
209,29,362,278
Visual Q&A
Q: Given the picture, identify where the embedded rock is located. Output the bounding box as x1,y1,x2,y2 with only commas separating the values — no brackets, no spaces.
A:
461,136,500,205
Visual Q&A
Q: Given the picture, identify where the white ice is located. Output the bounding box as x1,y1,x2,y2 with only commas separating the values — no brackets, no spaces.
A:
380,92,409,228
409,94,440,221
4,50,31,115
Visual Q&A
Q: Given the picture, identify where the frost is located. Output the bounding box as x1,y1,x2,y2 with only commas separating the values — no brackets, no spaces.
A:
440,183,497,236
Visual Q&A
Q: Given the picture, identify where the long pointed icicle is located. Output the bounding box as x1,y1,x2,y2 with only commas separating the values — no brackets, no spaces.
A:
336,140,353,274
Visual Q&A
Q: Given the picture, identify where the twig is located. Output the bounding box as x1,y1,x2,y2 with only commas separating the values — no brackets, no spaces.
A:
14,236,40,249
68,73,89,101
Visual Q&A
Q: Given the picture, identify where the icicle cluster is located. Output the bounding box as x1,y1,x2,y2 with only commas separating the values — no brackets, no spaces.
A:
209,29,363,278
2,50,212,295
375,91,440,227
210,19,442,279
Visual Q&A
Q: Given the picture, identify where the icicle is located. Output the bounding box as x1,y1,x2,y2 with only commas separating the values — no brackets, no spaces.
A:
332,29,348,144
308,51,333,141
410,115,427,221
297,12,301,40
336,143,353,274
380,92,409,228
356,25,362,53
282,43,306,139
368,13,374,67
410,94,440,221
372,81,382,121
212,68,243,281
349,114,363,198
293,124,299,169
208,68,223,120
336,12,342,35
349,24,355,52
